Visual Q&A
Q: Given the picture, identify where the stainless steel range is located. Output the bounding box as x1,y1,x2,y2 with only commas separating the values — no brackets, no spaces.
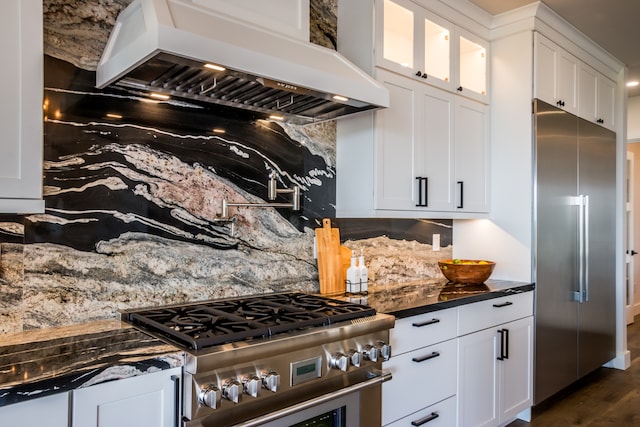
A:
123,292,394,427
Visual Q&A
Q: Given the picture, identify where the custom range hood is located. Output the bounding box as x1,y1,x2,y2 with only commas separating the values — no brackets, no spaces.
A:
96,0,389,124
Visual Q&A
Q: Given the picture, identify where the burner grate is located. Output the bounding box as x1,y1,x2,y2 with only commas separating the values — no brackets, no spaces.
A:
123,292,376,350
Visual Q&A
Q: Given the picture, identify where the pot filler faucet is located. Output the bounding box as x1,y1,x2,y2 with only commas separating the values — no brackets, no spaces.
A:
221,172,301,219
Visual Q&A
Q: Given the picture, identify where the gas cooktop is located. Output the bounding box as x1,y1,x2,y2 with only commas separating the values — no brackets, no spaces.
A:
122,292,376,350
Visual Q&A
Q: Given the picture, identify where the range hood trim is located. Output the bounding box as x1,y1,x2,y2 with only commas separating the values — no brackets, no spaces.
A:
96,0,389,123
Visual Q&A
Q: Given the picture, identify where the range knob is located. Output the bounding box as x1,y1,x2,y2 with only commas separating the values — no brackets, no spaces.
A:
261,370,280,393
362,344,379,362
347,349,361,367
376,341,392,361
199,384,222,409
222,379,242,403
329,352,349,371
242,374,261,398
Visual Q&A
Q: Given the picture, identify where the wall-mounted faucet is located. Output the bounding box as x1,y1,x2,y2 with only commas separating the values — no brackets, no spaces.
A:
221,172,301,219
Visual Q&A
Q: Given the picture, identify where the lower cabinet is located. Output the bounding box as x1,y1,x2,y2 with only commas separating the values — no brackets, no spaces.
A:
383,292,533,427
0,392,69,427
457,297,533,427
72,367,182,427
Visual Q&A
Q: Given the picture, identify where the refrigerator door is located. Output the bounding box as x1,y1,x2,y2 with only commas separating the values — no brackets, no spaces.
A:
533,99,579,404
577,119,617,377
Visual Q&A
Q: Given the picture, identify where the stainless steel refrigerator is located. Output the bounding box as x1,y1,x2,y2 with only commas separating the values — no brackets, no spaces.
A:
533,99,617,404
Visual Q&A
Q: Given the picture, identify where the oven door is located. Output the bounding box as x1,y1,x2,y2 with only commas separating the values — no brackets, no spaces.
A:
226,371,391,427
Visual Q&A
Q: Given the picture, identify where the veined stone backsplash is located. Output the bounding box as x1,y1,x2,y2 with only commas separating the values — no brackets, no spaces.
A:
0,0,452,333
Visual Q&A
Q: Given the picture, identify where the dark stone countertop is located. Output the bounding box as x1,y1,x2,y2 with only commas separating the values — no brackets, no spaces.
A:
341,279,534,318
0,320,183,407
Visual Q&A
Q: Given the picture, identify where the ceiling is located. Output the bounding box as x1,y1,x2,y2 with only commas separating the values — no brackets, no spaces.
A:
468,0,640,97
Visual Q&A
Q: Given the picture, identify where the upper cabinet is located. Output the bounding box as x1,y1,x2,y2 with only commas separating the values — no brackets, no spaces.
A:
534,32,616,131
0,0,44,213
376,0,489,104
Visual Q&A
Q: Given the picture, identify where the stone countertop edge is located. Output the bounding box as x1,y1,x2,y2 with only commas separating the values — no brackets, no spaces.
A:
0,320,184,407
360,279,535,319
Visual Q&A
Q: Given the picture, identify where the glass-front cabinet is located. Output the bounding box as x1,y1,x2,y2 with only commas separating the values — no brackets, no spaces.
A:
376,0,488,103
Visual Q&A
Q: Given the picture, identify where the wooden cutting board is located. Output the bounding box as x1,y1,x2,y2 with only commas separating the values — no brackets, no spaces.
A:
315,218,344,294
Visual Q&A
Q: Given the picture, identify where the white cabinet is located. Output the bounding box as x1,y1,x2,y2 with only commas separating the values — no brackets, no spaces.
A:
534,32,578,115
385,395,457,427
376,0,488,103
383,307,458,426
457,293,533,427
375,69,489,214
0,0,44,213
578,62,616,131
0,392,69,427
72,367,182,427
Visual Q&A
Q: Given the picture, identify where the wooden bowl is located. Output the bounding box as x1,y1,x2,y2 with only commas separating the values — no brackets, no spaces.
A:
437,259,495,284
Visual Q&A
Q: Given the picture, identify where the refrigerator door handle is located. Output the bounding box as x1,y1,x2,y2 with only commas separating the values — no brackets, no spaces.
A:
573,195,586,303
584,195,589,302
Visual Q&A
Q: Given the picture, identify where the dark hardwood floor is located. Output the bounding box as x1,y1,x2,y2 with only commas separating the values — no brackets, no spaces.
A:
508,317,640,426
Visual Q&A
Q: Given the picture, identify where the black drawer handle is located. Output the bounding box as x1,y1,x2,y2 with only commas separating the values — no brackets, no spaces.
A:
492,301,513,308
412,411,440,426
412,351,440,363
412,318,440,327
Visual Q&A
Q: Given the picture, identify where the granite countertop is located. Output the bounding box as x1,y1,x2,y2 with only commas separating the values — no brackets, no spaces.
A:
0,320,183,407
343,279,534,318
0,280,533,407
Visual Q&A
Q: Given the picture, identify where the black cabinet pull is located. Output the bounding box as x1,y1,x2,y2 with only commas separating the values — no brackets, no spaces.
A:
492,301,513,308
497,328,509,361
416,177,428,207
171,374,181,427
457,181,464,208
556,100,566,107
457,86,463,91
412,318,440,327
411,412,440,426
412,351,440,363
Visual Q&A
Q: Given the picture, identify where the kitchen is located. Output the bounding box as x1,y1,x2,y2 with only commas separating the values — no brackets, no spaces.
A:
0,0,630,426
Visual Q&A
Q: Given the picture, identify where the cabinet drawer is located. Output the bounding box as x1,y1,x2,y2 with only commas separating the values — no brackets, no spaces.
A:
382,339,457,425
385,395,457,427
391,307,458,355
458,291,533,336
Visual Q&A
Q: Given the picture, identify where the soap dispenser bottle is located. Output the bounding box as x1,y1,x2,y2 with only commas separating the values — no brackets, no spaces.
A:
346,251,360,295
358,250,368,295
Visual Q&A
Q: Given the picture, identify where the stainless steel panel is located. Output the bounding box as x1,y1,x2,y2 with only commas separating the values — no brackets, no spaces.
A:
577,119,617,377
533,99,579,404
533,99,617,404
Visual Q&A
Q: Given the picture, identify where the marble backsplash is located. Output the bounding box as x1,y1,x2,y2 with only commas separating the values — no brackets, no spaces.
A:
0,0,453,333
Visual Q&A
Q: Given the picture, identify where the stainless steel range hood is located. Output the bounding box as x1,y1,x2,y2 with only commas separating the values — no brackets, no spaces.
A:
96,0,389,124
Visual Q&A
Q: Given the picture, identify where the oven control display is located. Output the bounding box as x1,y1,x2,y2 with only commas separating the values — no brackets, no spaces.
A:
291,356,322,386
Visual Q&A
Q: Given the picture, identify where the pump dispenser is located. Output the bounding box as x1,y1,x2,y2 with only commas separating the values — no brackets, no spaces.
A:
358,249,368,295
346,251,360,295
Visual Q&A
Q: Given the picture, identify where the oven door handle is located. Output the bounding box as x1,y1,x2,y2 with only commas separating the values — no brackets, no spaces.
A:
230,370,393,427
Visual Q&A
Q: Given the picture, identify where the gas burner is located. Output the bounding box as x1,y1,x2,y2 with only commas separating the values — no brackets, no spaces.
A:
123,292,376,350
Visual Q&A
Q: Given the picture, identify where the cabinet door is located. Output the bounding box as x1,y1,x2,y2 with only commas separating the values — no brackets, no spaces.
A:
375,70,420,210
556,49,579,115
454,97,489,212
0,0,44,213
456,27,489,103
382,339,457,425
417,86,454,211
597,74,616,131
0,393,69,427
533,33,558,106
578,63,599,123
499,317,533,424
457,327,498,427
72,368,181,427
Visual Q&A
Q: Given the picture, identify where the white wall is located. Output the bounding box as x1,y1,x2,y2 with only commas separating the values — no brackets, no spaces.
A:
628,96,640,140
